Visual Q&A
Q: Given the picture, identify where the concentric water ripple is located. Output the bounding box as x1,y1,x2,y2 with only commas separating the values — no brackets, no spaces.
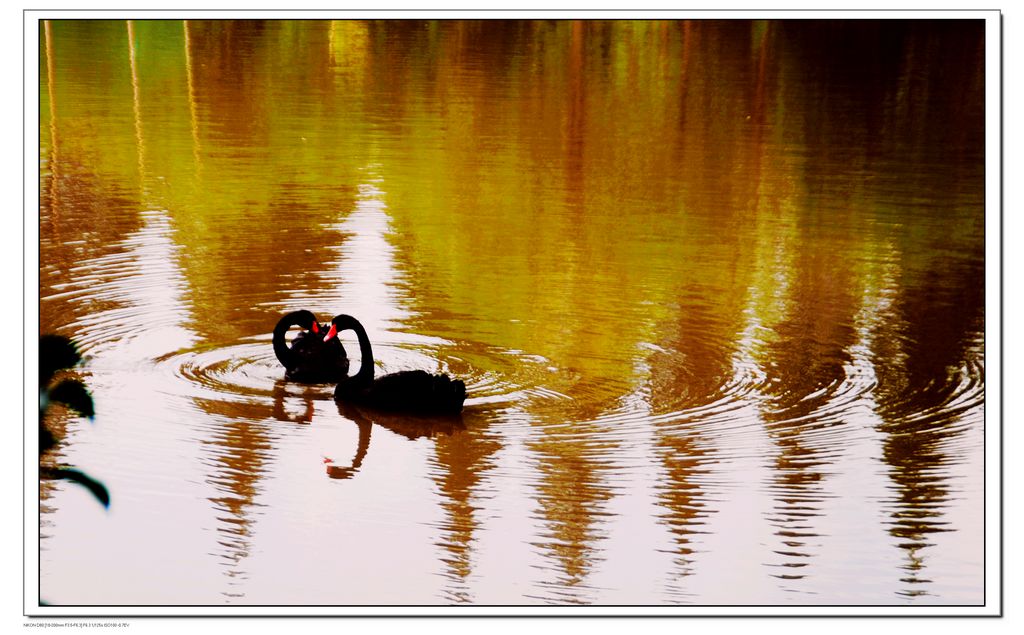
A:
146,333,569,418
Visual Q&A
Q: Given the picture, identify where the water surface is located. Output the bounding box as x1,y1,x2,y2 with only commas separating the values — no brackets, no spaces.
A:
38,19,986,606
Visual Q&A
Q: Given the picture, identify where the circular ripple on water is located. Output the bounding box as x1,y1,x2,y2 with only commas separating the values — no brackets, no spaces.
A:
442,345,576,411
154,340,313,402
152,336,555,413
875,354,985,433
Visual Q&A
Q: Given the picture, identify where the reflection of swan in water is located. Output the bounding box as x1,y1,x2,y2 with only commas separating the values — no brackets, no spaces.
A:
194,379,325,425
324,401,464,480
324,418,372,480
271,379,319,425
323,314,466,413
273,310,349,382
339,401,464,440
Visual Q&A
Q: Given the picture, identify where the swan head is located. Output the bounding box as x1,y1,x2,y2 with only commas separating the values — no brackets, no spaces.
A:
284,309,320,333
323,314,360,343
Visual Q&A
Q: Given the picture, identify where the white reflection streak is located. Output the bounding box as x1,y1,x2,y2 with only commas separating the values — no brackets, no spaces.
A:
319,173,416,345
124,211,195,346
848,243,899,392
593,357,678,602
70,211,196,360
804,241,906,598
682,224,786,603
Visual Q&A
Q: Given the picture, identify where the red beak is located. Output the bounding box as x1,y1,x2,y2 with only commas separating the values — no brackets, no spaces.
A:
323,323,338,342
311,321,319,334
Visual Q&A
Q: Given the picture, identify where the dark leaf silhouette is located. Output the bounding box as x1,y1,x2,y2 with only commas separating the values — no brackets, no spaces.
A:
39,334,82,386
39,423,57,456
39,334,109,508
47,379,95,419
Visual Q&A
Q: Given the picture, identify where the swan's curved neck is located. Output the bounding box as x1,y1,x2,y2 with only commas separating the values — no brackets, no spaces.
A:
273,312,303,368
347,318,375,383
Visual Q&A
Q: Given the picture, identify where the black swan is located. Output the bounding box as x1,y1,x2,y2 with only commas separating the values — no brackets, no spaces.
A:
273,310,349,382
322,314,466,414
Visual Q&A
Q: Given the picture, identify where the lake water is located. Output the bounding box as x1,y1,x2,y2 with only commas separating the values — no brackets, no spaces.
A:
36,19,988,608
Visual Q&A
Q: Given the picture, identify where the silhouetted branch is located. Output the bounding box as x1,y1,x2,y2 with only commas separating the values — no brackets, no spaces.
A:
40,467,111,509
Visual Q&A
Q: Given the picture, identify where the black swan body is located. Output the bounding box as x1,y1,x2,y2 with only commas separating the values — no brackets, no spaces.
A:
273,310,349,382
323,314,466,414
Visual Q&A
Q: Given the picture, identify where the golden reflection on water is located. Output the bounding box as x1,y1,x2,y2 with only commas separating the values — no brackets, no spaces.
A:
38,19,986,606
